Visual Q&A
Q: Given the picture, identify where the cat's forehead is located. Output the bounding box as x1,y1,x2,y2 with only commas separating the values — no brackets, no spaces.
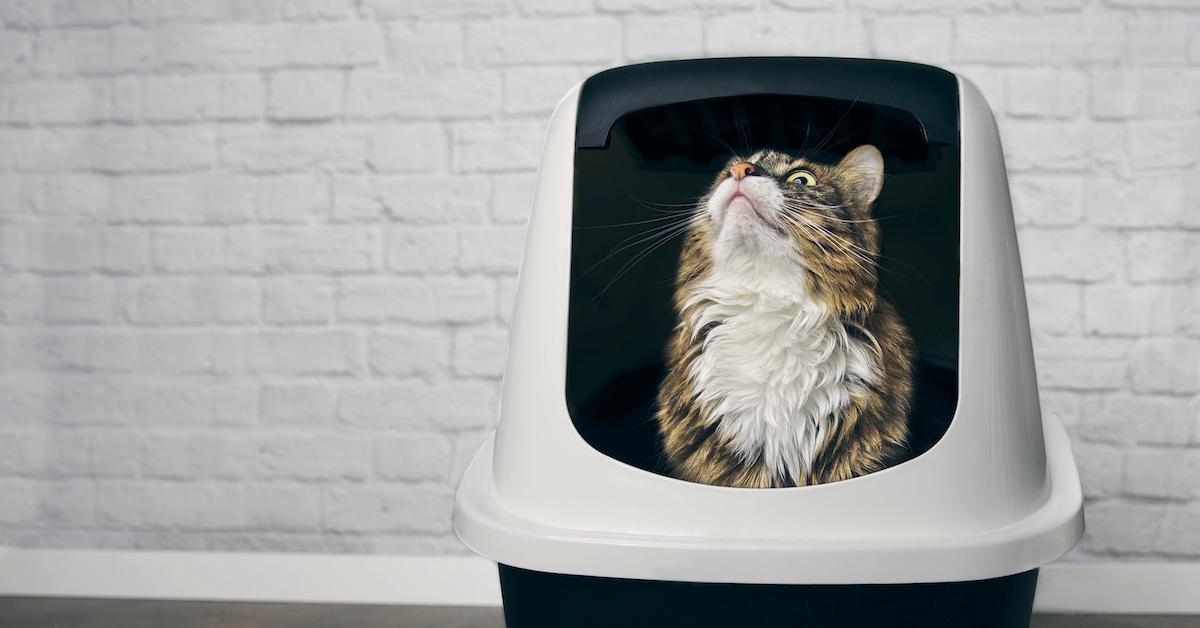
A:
748,149,818,173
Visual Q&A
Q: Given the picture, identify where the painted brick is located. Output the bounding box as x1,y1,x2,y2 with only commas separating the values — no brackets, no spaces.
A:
219,126,370,173
0,30,32,76
152,23,384,71
345,71,500,119
1,129,92,173
27,227,99,274
1090,69,1200,119
374,434,452,482
362,0,507,19
1128,233,1200,282
1074,442,1123,499
385,21,463,70
2,0,1199,561
260,383,336,426
150,227,227,274
323,485,452,533
95,481,251,530
109,174,255,225
458,225,525,273
1086,174,1192,228
20,428,139,477
0,480,37,525
43,277,113,324
386,227,458,274
953,16,1124,64
599,0,754,9
1004,69,1086,118
268,70,344,121
281,0,356,20
238,225,380,274
1010,175,1083,227
369,328,450,377
1124,449,1200,500
136,330,240,375
246,483,321,531
465,18,622,65
255,174,330,224
90,127,215,174
625,16,703,63
141,75,263,121
707,13,868,57
451,121,546,173
31,28,112,76
244,330,361,376
99,228,150,274
334,175,489,224
1084,284,1200,337
1129,339,1200,395
1019,228,1122,282
497,275,519,324
1128,17,1198,66
258,434,371,480
491,172,535,224
1080,395,1200,447
129,383,258,427
869,17,951,64
140,434,254,480
1000,120,1086,172
1024,283,1080,337
1126,120,1199,169
337,381,496,430
1159,506,1200,557
338,276,495,323
368,124,445,173
1082,502,1163,554
502,66,582,114
262,278,333,325
453,327,509,377
450,429,491,485
35,480,97,528
8,80,114,124
121,278,260,325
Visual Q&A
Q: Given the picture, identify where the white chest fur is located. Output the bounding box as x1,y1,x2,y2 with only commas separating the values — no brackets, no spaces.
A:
685,268,879,482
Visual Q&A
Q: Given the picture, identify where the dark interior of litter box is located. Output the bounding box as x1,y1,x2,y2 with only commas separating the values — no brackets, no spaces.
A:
565,59,960,482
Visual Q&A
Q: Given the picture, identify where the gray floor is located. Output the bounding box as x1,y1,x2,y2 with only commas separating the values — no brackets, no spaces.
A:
0,598,1198,628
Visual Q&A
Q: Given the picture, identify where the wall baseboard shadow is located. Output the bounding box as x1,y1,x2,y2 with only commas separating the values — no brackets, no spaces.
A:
0,548,1196,614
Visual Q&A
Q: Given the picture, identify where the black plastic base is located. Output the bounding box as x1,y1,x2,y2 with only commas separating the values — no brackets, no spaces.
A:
498,564,1038,628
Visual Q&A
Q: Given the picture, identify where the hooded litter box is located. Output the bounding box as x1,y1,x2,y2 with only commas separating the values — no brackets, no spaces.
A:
453,58,1084,628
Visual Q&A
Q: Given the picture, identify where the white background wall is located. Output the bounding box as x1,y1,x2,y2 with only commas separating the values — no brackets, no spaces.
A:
0,0,1196,561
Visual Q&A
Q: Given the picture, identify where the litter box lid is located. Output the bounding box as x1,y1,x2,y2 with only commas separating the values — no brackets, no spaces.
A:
453,59,1084,585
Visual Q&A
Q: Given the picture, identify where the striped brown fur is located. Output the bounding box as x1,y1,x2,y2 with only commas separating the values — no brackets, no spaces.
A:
655,146,915,488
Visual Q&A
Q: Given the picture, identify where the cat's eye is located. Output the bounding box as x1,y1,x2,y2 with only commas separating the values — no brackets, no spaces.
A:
786,170,817,186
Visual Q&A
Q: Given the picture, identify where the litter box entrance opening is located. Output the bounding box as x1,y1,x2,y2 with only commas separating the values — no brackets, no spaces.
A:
566,66,960,483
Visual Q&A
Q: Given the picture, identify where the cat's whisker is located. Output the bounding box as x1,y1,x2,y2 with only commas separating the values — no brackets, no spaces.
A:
779,214,879,276
574,213,703,229
591,217,700,300
797,92,860,161
573,211,704,284
781,203,880,225
631,196,706,209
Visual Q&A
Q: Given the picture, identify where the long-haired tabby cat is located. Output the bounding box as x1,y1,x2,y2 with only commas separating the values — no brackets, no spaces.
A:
655,145,915,489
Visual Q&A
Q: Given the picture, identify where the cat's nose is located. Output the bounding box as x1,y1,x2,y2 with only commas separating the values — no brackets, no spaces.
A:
729,162,759,180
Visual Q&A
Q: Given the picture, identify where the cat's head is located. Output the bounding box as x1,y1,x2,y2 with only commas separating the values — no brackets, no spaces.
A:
693,145,885,316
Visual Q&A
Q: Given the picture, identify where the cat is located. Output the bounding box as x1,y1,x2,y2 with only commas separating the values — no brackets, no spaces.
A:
655,145,915,489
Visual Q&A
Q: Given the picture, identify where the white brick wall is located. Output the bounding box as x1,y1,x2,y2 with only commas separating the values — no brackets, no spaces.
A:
0,0,1197,561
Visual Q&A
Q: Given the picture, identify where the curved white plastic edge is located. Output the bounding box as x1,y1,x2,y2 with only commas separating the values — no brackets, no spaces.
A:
453,68,1085,584
456,413,1082,585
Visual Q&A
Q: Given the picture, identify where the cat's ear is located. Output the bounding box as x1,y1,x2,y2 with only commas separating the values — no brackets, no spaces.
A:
837,145,884,205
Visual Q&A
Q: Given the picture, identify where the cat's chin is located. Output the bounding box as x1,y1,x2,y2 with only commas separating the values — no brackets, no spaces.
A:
726,195,759,217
